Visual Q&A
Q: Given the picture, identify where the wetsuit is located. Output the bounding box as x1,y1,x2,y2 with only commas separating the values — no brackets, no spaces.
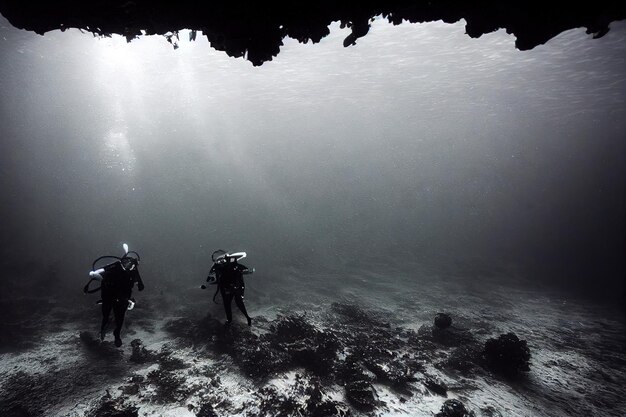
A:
209,261,251,325
99,262,144,345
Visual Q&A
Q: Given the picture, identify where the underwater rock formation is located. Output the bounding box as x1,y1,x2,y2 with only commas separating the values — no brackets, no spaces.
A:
0,1,624,66
435,312,453,329
162,305,425,408
435,398,474,417
482,332,531,377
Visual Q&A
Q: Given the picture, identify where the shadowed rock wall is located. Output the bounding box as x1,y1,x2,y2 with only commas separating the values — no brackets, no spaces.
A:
1,1,625,66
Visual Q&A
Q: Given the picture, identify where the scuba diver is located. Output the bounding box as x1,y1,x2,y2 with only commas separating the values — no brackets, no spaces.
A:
201,249,254,326
83,243,144,347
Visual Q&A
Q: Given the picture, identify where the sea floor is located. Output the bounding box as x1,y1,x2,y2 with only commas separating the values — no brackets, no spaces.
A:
1,263,625,417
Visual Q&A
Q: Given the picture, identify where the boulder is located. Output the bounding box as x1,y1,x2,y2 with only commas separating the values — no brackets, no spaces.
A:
482,333,531,377
435,399,474,417
435,313,452,329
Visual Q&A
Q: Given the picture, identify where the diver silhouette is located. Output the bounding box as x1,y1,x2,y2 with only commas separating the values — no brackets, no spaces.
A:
202,250,254,326
84,244,144,347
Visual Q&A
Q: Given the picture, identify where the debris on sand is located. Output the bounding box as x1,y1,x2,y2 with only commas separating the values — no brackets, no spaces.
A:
305,380,349,417
86,393,138,417
129,339,156,364
157,348,189,371
146,367,186,404
423,375,448,397
437,344,483,376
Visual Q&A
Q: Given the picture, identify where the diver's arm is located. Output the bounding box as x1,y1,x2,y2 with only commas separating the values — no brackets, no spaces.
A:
240,264,254,275
201,264,217,289
206,264,217,282
84,269,104,294
134,269,145,291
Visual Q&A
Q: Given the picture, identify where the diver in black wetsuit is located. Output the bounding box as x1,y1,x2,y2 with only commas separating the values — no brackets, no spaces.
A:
202,250,253,326
84,245,144,347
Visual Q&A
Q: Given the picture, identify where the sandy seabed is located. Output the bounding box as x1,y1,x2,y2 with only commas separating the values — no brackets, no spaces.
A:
1,263,624,417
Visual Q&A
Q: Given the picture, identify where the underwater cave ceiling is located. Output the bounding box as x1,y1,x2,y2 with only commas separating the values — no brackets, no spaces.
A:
1,1,625,66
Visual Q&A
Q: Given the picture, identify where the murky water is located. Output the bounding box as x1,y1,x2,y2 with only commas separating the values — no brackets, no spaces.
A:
0,13,625,417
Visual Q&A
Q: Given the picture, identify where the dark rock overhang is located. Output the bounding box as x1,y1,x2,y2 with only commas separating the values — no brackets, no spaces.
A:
1,1,624,66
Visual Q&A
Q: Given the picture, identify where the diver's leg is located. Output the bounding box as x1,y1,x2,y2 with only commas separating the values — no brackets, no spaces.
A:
221,289,233,324
100,301,113,341
112,300,127,347
234,295,251,326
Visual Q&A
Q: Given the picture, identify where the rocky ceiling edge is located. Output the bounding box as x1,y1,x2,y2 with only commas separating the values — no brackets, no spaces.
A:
0,1,625,66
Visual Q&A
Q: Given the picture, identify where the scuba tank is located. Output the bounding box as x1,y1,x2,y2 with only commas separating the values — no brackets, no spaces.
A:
202,250,254,287
84,243,141,310
201,250,254,303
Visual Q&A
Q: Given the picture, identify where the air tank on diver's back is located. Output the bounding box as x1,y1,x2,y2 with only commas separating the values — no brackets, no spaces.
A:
200,251,254,289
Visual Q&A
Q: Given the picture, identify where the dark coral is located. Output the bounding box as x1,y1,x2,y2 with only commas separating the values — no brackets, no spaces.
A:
146,368,186,404
86,394,139,417
344,379,377,412
305,381,348,417
235,335,290,379
269,314,341,376
196,403,219,417
158,304,501,413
